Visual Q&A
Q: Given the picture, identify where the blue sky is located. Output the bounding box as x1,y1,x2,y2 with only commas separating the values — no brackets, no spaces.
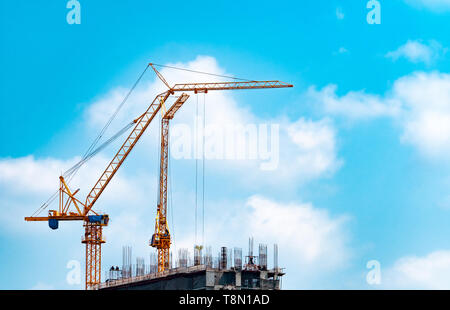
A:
1,0,450,289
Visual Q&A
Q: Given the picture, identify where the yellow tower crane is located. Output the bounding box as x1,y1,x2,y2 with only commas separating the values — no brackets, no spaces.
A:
25,62,293,289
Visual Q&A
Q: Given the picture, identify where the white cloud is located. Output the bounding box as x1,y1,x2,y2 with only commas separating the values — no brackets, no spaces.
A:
0,155,147,206
245,196,351,270
395,72,450,157
286,118,341,180
171,195,352,287
386,40,446,64
0,154,155,233
384,250,450,289
0,156,77,194
308,84,400,120
404,0,450,12
310,71,450,158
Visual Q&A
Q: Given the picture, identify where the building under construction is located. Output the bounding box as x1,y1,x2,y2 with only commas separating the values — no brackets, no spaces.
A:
97,238,284,290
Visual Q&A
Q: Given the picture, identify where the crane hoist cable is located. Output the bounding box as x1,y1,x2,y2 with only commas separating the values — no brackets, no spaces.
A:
194,94,199,246
193,93,206,248
202,93,206,247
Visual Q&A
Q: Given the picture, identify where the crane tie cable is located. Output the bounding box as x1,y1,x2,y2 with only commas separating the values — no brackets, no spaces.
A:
76,64,150,176
32,64,150,217
63,121,135,178
150,63,254,82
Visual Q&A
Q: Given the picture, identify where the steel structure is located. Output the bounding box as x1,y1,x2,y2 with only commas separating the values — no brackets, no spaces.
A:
25,63,293,289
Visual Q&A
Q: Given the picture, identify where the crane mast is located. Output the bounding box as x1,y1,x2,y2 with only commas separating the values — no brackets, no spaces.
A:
25,62,293,288
148,64,293,272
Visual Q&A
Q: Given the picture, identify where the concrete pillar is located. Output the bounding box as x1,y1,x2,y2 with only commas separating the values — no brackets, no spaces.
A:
206,270,216,288
235,270,241,289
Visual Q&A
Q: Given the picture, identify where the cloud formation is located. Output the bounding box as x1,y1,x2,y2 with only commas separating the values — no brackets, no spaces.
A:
245,196,351,270
286,118,341,180
308,85,400,120
309,71,450,158
386,40,446,64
